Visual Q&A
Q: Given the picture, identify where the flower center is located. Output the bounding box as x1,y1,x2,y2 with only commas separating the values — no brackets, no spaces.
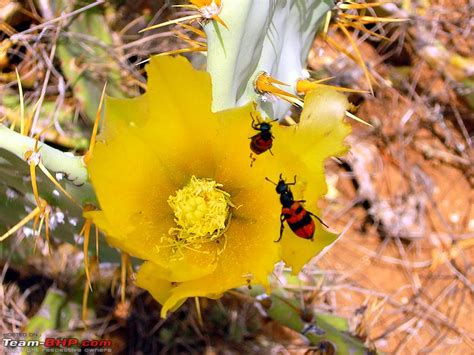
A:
167,176,233,248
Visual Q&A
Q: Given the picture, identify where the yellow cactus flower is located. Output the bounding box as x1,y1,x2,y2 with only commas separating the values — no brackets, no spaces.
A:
272,89,352,272
85,55,350,317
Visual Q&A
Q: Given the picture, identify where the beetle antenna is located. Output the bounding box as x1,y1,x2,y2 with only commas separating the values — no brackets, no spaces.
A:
250,112,259,129
265,177,277,185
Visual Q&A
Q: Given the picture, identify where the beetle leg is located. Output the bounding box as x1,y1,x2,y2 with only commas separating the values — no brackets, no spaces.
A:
308,211,329,228
250,153,256,167
287,175,297,185
275,214,285,242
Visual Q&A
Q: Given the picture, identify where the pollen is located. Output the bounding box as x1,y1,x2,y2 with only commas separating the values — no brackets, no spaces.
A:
167,176,234,253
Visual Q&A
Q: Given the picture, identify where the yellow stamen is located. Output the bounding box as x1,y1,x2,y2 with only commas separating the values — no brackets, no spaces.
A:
166,176,234,255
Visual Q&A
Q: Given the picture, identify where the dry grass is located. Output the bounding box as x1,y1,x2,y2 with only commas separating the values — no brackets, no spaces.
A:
0,0,473,353
306,1,473,352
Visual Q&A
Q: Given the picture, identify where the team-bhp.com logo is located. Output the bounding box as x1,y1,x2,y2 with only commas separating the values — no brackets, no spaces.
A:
3,336,112,352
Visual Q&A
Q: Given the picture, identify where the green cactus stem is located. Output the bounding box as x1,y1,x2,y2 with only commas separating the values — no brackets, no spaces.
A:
258,291,371,354
205,0,334,118
0,125,88,187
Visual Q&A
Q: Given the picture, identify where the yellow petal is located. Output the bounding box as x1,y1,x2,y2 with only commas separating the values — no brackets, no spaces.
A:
135,261,186,311
142,56,221,184
88,127,176,237
88,211,219,282
159,216,280,317
282,88,351,160
100,95,149,141
214,105,275,190
138,168,282,315
268,88,351,273
88,56,281,288
88,56,351,315
144,231,219,282
280,226,338,274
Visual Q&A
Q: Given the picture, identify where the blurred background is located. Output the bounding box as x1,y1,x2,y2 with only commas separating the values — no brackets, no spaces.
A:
0,0,473,353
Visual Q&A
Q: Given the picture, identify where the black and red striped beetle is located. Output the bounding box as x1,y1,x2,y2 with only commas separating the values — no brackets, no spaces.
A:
266,174,328,242
249,113,278,166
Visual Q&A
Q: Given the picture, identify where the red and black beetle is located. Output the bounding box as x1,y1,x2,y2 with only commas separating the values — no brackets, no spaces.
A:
266,174,328,242
249,113,278,166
